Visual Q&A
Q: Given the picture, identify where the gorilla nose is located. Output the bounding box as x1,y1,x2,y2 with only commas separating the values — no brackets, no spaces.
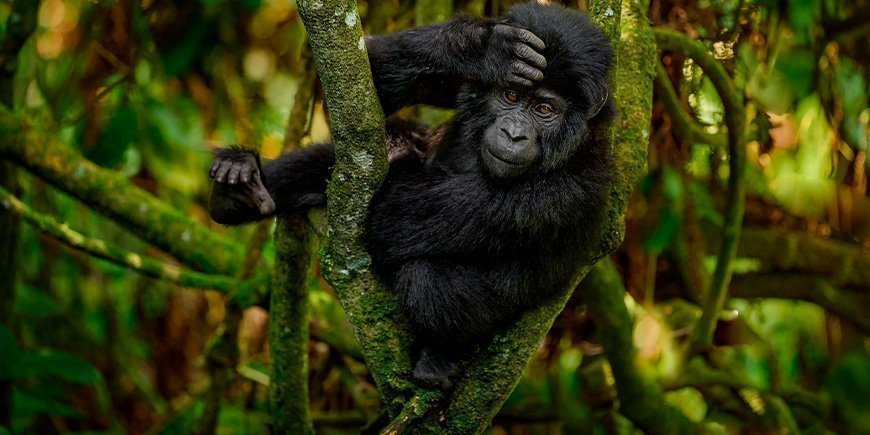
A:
501,127,528,143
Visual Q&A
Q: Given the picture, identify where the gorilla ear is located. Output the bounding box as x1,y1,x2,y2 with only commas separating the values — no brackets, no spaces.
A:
587,88,609,119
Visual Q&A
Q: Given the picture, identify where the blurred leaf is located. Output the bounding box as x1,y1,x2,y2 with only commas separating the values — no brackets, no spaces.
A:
766,97,836,218
20,350,101,384
787,0,819,44
218,405,270,434
159,16,210,76
824,352,870,432
774,49,815,101
643,169,684,254
665,387,708,422
0,326,23,380
13,284,62,319
160,399,204,435
690,76,725,125
13,387,82,419
88,104,139,167
834,58,868,154
748,65,795,114
687,181,724,226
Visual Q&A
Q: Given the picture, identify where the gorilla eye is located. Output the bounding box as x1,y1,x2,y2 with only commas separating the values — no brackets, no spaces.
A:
534,104,554,116
503,90,519,103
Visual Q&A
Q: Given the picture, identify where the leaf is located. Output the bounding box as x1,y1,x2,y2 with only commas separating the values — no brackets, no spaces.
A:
775,50,815,101
12,387,82,418
825,352,870,432
159,16,209,77
21,350,101,384
665,387,707,423
0,326,22,380
90,105,139,168
13,284,62,319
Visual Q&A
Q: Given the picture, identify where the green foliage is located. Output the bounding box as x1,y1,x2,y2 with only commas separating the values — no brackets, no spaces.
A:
0,326,101,430
825,352,870,432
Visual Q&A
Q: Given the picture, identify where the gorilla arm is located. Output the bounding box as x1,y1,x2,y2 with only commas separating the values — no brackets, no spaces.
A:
366,17,547,114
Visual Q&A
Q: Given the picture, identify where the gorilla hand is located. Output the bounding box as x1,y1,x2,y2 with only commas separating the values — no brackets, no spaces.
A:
209,149,276,224
485,24,547,87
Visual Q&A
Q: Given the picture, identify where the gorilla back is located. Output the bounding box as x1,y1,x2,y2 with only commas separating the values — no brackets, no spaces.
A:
207,3,614,389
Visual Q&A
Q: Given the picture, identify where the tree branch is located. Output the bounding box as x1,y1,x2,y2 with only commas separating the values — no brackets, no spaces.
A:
653,63,727,149
705,227,870,291
0,186,259,294
295,0,416,419
655,29,747,353
581,259,700,434
269,46,319,433
729,273,870,333
270,215,315,434
0,114,242,275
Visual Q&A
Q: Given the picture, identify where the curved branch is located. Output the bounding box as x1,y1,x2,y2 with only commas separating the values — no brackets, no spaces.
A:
0,186,257,293
581,259,700,434
654,29,747,353
653,63,727,148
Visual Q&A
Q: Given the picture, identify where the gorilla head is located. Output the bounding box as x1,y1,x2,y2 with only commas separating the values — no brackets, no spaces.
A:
456,3,615,179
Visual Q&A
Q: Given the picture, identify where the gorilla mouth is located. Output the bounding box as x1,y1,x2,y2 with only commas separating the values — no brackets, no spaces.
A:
485,148,524,166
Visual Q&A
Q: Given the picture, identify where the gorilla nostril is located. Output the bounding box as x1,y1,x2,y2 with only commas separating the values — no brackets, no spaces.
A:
500,127,528,143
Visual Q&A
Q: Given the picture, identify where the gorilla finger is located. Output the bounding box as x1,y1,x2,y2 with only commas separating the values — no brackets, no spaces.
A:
513,61,544,81
227,164,242,185
511,28,545,51
214,162,232,183
240,166,252,184
507,74,534,87
515,43,547,69
209,160,221,178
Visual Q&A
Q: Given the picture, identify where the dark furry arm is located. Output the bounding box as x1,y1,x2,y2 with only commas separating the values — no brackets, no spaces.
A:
366,17,492,114
207,120,435,225
261,143,335,214
366,17,547,114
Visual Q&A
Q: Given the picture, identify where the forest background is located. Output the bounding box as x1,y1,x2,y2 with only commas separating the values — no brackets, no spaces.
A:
0,0,867,433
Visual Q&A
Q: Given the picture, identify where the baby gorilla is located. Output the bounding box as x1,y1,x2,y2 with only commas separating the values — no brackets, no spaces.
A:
209,3,615,389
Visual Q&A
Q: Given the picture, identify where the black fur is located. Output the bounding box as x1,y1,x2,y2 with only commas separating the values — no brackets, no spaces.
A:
208,3,615,389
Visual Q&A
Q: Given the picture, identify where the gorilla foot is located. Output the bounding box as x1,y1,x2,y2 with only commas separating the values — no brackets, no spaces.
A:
412,347,461,390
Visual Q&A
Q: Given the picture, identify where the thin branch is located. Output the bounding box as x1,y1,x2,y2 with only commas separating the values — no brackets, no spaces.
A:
705,227,870,292
655,29,747,353
653,62,727,148
282,46,317,152
0,186,258,294
380,393,440,435
666,358,830,420
728,273,870,333
267,44,319,434
580,259,700,434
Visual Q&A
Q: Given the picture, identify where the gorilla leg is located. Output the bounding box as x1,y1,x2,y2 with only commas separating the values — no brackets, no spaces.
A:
393,259,515,388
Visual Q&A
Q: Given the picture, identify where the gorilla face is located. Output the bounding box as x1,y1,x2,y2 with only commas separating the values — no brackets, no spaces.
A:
482,87,567,178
